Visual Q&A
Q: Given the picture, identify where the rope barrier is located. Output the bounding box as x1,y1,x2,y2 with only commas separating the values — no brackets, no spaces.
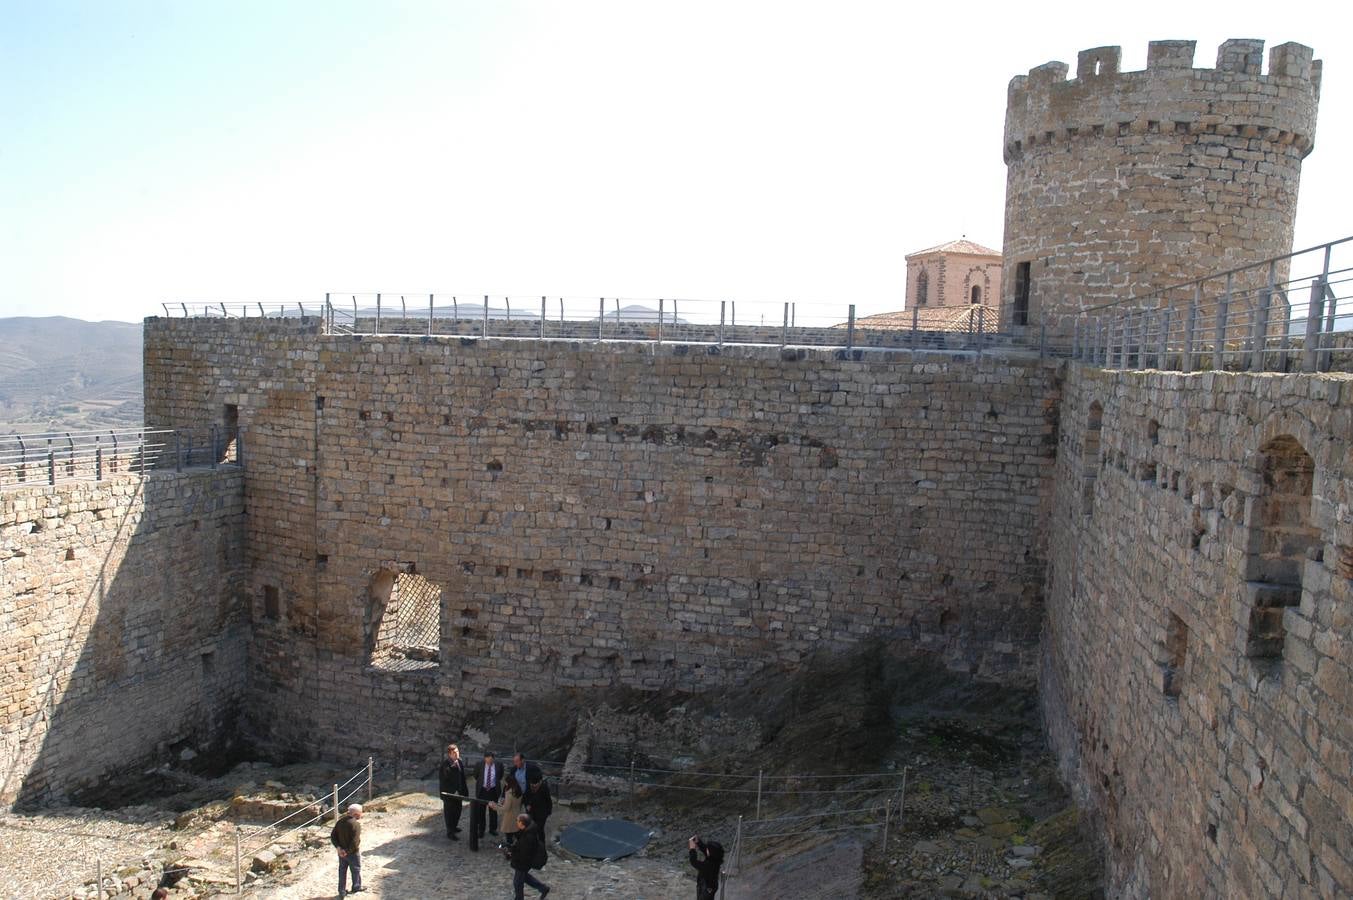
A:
741,821,882,842
746,805,887,826
242,762,370,839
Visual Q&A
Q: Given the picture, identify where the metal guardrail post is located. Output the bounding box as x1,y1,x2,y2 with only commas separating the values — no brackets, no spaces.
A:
428,294,434,337
452,295,459,324
781,303,789,347
657,300,664,344
332,783,339,822
1303,278,1325,373
719,301,726,346
1251,287,1272,372
483,295,489,338
375,293,382,336
1213,280,1227,370
47,447,55,485
846,304,855,349
235,825,242,894
368,757,375,801
1183,302,1197,373
1158,308,1170,369
910,304,918,349
598,299,605,340
95,443,103,481
883,798,891,850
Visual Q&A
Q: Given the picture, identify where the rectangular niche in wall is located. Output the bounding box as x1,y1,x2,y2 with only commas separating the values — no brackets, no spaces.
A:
369,570,442,672
1162,612,1189,699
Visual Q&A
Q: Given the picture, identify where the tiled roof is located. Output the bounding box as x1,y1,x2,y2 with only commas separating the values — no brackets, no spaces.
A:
905,239,1002,259
839,305,999,332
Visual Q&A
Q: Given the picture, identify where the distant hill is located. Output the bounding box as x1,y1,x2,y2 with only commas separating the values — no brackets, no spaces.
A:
0,317,142,434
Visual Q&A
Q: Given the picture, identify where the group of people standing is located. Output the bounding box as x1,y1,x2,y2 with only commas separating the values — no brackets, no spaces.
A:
439,743,553,898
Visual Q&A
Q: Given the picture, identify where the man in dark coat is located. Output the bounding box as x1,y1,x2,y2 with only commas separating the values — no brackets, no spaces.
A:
510,752,542,797
524,774,553,838
688,834,724,900
475,751,505,839
438,743,468,840
506,813,551,899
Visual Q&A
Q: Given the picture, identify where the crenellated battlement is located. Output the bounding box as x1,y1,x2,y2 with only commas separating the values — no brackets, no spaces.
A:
1004,39,1321,162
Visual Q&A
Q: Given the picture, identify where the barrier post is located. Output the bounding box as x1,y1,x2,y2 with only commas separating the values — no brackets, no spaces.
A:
719,301,726,347
483,295,489,338
629,755,636,797
375,293,381,336
846,304,855,349
332,783,339,822
657,301,664,344
883,798,892,851
781,302,789,347
235,825,243,893
540,296,546,339
755,769,763,819
368,757,374,801
598,299,605,340
428,293,434,336
1183,301,1197,374
97,860,103,899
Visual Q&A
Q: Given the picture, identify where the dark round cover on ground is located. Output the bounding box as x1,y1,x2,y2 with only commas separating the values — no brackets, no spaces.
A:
558,818,652,860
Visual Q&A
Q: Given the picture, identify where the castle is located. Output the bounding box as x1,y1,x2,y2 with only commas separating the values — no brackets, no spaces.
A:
1,38,1347,899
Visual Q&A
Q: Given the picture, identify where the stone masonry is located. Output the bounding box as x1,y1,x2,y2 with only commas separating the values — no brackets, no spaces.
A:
1043,366,1353,898
1002,40,1321,333
0,470,248,807
143,317,1060,768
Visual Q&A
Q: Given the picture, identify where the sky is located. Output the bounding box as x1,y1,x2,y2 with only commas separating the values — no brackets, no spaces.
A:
2,0,1350,325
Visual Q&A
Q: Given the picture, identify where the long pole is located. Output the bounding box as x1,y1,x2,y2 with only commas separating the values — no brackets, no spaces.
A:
332,783,339,822
368,756,374,802
235,825,243,893
755,769,763,819
97,860,103,899
883,798,892,851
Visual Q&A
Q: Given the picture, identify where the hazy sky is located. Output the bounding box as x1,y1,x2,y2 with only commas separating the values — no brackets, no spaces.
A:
3,1,1349,324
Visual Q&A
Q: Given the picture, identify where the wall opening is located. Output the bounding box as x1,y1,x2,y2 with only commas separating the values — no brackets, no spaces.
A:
220,403,240,464
1162,612,1188,698
917,270,929,307
263,585,280,621
1081,402,1103,515
369,569,443,672
971,285,982,305
1244,435,1319,662
1013,261,1031,326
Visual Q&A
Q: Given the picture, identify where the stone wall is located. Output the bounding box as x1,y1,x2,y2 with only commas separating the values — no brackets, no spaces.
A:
144,318,1059,769
1043,364,1353,897
0,469,248,808
1001,39,1321,333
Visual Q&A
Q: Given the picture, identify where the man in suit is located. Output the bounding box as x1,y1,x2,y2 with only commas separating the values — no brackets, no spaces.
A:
510,752,542,798
475,751,505,839
438,743,468,840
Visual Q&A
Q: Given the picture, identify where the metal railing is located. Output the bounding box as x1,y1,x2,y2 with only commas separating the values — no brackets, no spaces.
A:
1070,236,1353,373
317,294,1009,351
0,426,243,490
160,294,1017,353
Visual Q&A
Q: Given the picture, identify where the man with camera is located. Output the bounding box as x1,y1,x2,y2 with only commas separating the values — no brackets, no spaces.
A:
503,813,551,899
688,834,725,900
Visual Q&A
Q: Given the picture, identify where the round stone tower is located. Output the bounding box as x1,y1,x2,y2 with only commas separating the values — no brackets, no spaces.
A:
1000,39,1321,332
